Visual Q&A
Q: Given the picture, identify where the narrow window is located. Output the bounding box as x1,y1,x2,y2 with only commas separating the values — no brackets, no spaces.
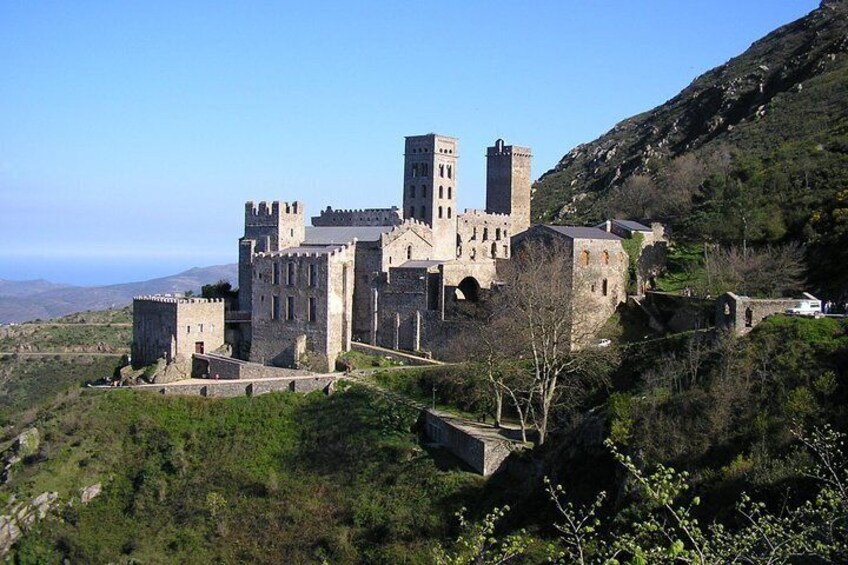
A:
503,245,508,257
472,227,477,240
186,325,191,334
602,250,610,265
447,186,452,199
439,164,444,177
407,245,412,260
420,205,426,218
491,242,497,257
447,207,452,218
286,296,295,321
410,185,416,198
308,297,317,322
591,283,596,293
199,323,204,333
447,165,452,179
422,185,427,198
483,228,489,241
272,262,280,285
409,206,415,218
438,206,443,218
439,185,443,198
471,248,477,260
581,250,590,266
286,262,295,285
602,279,608,296
496,228,501,240
308,263,317,287
411,164,418,178
271,295,280,320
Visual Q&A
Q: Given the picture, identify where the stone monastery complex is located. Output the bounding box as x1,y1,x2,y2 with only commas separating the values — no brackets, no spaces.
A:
134,134,666,375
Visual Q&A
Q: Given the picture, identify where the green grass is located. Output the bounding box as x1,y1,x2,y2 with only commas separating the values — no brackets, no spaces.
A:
338,349,402,370
654,244,706,294
6,386,487,564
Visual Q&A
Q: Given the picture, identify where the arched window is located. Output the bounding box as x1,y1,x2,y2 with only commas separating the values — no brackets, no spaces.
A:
407,245,412,260
438,206,443,219
439,185,443,198
448,186,452,199
602,250,610,265
581,250,590,266
447,165,452,179
447,207,452,218
491,242,497,257
483,228,489,241
410,185,416,198
439,164,444,177
411,164,418,178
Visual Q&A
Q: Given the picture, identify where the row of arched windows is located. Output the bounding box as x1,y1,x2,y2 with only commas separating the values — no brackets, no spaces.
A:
438,164,453,179
408,185,453,200
408,205,452,220
410,163,429,177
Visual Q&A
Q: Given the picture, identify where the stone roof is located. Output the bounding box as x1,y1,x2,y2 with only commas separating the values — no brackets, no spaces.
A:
304,226,394,244
543,225,622,241
606,219,652,232
397,260,445,269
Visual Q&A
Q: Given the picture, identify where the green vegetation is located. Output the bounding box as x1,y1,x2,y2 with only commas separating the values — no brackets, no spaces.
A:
8,387,485,563
338,349,402,370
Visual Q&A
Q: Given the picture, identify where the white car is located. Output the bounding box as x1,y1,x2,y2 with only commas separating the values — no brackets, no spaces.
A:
786,300,823,317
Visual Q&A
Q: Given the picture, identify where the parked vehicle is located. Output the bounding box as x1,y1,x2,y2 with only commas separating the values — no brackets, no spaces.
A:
786,300,823,317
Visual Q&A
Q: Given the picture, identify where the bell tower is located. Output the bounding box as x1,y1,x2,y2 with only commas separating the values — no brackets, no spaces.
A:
402,134,458,259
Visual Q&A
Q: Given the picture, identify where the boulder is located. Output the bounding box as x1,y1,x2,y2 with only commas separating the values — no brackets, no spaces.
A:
80,483,102,504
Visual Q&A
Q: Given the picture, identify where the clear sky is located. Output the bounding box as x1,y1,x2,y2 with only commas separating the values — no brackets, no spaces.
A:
0,0,819,286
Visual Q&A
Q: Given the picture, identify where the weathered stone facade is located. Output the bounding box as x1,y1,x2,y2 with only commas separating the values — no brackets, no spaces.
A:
249,242,355,372
312,206,403,227
456,209,512,261
485,139,532,235
132,296,225,366
715,292,819,335
596,219,668,294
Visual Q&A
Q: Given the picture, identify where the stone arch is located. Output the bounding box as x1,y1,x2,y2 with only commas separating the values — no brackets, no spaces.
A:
580,250,590,266
456,277,481,302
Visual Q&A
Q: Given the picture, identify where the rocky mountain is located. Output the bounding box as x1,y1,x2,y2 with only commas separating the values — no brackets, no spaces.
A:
533,0,848,224
0,264,237,324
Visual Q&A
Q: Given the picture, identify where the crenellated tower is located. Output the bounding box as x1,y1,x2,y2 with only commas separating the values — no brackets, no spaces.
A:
486,139,532,235
402,134,458,260
238,200,305,312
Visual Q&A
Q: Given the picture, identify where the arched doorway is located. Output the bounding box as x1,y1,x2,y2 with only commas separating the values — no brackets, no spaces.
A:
455,277,481,302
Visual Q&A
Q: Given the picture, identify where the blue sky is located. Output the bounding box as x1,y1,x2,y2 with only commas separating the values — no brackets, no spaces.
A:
0,1,819,285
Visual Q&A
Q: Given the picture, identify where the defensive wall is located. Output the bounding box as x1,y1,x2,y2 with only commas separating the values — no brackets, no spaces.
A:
312,206,403,227
193,353,313,380
129,375,337,397
716,292,818,335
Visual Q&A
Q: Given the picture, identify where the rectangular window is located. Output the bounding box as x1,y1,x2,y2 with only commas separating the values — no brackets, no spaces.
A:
272,262,280,285
271,295,280,320
308,297,317,322
286,296,295,321
199,323,204,333
186,325,191,334
286,262,296,285
308,263,317,287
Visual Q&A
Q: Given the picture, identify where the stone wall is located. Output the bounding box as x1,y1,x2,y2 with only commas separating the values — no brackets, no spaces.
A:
311,206,403,227
192,353,313,380
250,243,355,372
133,297,225,367
133,375,337,397
715,292,817,335
421,409,516,476
456,209,512,261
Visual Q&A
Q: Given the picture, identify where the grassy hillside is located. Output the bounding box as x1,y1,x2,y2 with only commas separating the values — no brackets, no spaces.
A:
8,388,486,564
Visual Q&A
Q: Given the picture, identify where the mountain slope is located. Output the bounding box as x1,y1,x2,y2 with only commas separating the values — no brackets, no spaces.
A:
533,0,848,225
0,264,237,324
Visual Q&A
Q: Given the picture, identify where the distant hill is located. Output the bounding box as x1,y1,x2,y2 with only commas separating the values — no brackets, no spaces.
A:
0,264,238,324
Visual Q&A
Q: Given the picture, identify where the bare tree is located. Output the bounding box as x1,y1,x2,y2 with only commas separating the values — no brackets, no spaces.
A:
491,240,615,445
703,242,806,297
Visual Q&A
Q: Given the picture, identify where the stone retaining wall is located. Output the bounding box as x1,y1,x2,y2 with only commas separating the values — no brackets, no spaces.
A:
421,409,516,476
133,376,336,398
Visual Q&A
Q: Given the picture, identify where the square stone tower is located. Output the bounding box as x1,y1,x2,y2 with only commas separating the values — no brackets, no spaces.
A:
238,201,305,313
486,139,532,235
403,134,458,260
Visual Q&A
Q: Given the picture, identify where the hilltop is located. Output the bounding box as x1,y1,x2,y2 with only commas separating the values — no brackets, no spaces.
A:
532,0,848,294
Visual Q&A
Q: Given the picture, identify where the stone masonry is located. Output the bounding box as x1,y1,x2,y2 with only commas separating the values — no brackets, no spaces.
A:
132,296,225,366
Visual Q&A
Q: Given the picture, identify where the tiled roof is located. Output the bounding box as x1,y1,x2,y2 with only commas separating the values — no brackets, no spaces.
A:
304,226,394,244
543,225,622,241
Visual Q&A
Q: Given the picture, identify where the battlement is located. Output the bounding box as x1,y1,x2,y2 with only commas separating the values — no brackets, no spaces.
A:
134,296,225,304
380,218,432,245
487,139,532,158
245,200,304,224
459,209,511,221
312,206,403,227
